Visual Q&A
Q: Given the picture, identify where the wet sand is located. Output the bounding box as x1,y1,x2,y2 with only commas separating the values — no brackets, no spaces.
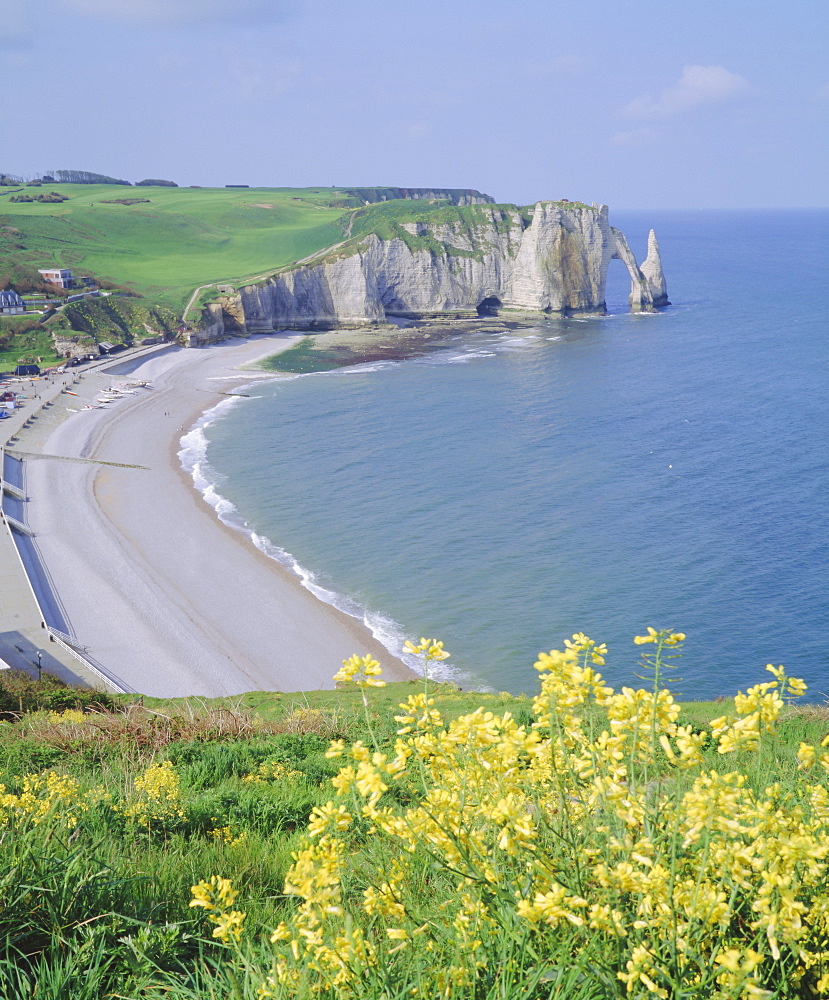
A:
21,336,415,696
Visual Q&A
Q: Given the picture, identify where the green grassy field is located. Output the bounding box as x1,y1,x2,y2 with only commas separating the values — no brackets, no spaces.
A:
0,185,351,312
3,634,829,999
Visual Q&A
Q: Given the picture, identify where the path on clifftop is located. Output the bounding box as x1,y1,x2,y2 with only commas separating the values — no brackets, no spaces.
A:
180,216,359,325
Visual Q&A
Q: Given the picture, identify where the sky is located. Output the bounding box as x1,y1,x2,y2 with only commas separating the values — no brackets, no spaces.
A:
2,0,827,208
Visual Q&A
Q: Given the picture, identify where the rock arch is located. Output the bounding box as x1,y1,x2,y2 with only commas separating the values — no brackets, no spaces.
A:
609,227,655,312
607,227,670,313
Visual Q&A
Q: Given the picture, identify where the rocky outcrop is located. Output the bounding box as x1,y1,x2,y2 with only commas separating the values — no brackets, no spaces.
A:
52,333,97,358
197,202,668,340
641,229,670,307
187,303,227,346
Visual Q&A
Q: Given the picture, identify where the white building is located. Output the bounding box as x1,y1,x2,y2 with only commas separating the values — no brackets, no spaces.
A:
38,268,74,288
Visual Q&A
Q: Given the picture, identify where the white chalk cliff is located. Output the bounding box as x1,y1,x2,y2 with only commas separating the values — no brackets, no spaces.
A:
194,202,668,341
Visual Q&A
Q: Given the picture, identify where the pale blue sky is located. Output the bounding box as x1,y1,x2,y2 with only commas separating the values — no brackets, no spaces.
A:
2,0,827,207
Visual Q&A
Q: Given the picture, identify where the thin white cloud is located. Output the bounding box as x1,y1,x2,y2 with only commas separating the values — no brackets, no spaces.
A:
620,65,751,120
524,55,584,79
406,122,430,139
224,54,304,101
609,127,658,147
58,0,291,26
1,49,30,67
0,0,29,48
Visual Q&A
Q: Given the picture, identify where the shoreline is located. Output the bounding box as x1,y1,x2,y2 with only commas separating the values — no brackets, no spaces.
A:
16,336,417,697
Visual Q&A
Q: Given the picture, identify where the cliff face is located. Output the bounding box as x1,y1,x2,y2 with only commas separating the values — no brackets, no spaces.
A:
193,202,668,342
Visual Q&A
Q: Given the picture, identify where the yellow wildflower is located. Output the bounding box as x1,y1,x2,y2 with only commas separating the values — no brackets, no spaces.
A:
363,882,405,921
210,909,246,943
633,627,685,646
242,760,303,784
190,876,238,912
0,770,86,829
633,627,659,645
122,760,185,827
333,653,386,687
209,825,247,847
47,708,86,724
308,802,352,838
190,877,246,944
564,631,608,665
403,637,451,661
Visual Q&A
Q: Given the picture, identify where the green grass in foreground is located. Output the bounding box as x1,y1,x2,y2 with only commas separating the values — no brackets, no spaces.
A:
3,631,829,999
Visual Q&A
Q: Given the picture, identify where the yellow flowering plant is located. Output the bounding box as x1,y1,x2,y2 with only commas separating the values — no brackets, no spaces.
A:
0,770,87,830
190,876,246,943
333,654,386,689
120,759,185,830
256,631,829,999
47,708,87,725
243,761,305,784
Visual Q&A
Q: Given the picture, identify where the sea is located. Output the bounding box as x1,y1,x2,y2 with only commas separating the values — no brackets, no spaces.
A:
179,210,829,701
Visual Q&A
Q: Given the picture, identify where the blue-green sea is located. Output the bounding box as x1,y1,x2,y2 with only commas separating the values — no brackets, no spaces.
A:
182,210,829,699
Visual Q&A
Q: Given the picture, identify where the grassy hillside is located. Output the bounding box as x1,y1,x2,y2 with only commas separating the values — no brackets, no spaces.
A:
3,630,829,998
0,314,65,367
0,185,350,312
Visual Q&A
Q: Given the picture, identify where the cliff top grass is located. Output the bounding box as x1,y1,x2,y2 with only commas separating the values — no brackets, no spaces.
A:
4,665,823,755
0,184,351,311
277,198,599,272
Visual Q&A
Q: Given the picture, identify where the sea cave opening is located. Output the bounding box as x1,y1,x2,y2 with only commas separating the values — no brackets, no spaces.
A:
476,296,502,317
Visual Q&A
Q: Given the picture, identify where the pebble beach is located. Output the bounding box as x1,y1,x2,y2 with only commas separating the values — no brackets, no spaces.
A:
6,337,414,697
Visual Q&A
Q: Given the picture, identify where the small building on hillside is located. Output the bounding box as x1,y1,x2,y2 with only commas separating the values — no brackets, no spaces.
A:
0,290,24,314
38,268,74,289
